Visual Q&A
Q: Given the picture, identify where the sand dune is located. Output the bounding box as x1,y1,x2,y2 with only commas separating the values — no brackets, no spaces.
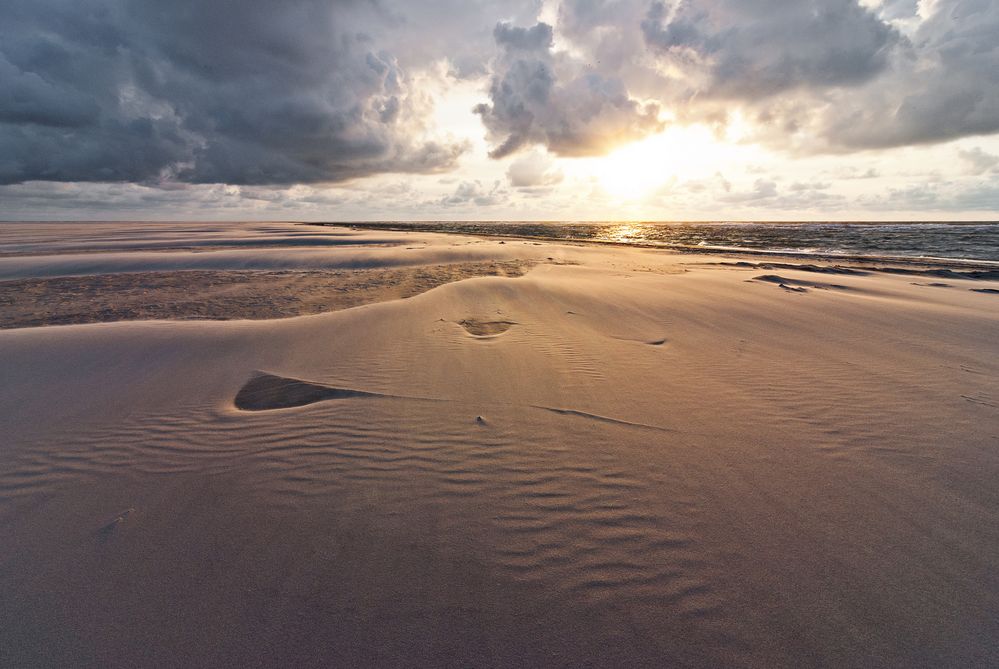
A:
1,222,998,667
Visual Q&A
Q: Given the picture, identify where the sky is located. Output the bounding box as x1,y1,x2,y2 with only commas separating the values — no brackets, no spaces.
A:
1,0,998,221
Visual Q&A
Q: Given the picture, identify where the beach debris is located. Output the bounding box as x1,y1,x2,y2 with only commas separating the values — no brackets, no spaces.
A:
97,508,135,541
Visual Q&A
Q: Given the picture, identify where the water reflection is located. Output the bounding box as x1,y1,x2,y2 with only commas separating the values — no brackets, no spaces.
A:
353,221,999,262
602,223,644,243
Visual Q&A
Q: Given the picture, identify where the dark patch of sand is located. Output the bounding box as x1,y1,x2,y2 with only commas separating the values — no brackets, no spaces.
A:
720,260,999,281
0,261,533,329
752,274,851,292
721,261,871,276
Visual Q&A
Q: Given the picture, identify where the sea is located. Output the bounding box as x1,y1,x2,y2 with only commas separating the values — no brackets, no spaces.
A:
348,221,999,264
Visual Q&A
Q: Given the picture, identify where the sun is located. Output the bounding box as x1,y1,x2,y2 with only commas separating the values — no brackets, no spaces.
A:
593,140,670,199
574,123,752,201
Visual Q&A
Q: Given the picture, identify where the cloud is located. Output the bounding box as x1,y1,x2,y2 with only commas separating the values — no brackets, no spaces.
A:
474,20,662,159
789,181,831,192
861,179,999,211
946,181,999,211
641,0,900,100
0,0,473,185
837,167,881,180
628,0,999,152
673,172,849,211
506,150,564,188
771,0,999,150
494,22,555,51
438,180,505,206
721,178,778,203
686,175,849,210
958,147,999,176
3,0,999,205
876,0,920,22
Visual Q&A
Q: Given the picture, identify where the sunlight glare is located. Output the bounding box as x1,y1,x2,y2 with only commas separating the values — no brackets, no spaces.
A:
578,124,751,201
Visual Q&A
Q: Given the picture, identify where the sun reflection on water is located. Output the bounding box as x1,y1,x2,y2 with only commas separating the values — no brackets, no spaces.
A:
601,223,646,243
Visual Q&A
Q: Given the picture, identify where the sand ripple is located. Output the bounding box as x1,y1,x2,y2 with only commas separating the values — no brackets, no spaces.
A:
0,394,723,661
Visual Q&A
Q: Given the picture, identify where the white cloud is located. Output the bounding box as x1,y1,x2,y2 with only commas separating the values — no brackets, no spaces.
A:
506,150,564,188
959,148,999,176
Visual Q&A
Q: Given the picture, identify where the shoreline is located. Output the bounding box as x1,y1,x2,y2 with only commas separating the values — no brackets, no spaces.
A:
307,221,999,271
1,222,996,330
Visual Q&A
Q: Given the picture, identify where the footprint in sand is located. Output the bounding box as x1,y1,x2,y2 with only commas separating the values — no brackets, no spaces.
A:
457,319,517,337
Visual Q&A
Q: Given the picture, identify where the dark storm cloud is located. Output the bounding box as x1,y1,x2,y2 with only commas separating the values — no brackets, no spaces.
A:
493,22,555,51
474,21,662,158
0,0,470,185
641,0,900,99
3,0,999,193
622,0,999,152
818,0,999,149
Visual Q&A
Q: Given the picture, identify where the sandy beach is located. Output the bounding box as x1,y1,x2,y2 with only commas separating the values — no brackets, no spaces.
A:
2,222,998,667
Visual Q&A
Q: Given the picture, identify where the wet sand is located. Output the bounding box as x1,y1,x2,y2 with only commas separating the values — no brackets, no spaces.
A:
1,222,998,667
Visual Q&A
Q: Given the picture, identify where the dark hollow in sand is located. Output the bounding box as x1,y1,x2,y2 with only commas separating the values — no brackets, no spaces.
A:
457,319,517,336
234,372,383,411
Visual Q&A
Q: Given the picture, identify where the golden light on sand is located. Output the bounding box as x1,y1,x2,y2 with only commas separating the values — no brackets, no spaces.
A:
4,220,999,667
